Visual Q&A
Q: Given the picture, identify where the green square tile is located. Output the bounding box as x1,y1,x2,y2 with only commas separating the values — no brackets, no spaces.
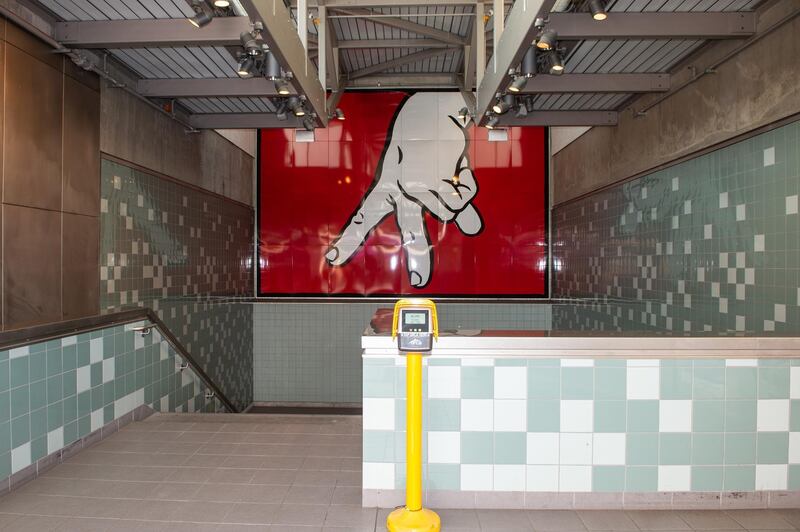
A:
47,375,63,405
693,401,725,432
31,436,46,462
527,400,560,432
496,359,526,367
46,350,62,378
661,367,692,399
726,368,756,399
363,431,395,462
593,465,625,492
528,367,560,399
428,463,460,490
10,386,28,419
10,358,28,388
363,366,395,398
627,400,659,432
594,401,626,433
692,466,723,491
426,399,459,431
47,402,63,432
62,346,77,372
77,391,91,418
29,352,46,382
627,433,658,465
528,359,560,367
428,359,460,366
692,433,724,465
103,404,114,424
461,432,493,464
62,371,77,399
791,400,800,431
694,367,725,400
30,408,47,440
63,396,77,424
0,392,8,424
90,363,102,388
757,432,789,464
462,367,493,399
0,361,9,393
0,422,10,454
788,465,800,489
29,380,46,411
595,367,626,400
725,400,756,432
91,388,103,411
725,434,756,465
625,466,657,492
561,367,593,400
0,452,9,479
77,343,90,367
494,432,526,464
759,368,790,399
660,433,691,465
724,465,755,490
10,414,29,448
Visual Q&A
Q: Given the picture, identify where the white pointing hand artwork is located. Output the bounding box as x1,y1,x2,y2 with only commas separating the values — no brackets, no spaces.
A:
325,92,484,288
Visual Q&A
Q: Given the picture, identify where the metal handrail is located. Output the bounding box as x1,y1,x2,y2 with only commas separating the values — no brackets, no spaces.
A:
0,308,238,413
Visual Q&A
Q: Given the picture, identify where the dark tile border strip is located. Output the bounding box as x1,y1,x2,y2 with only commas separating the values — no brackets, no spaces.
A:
0,405,155,498
247,405,362,415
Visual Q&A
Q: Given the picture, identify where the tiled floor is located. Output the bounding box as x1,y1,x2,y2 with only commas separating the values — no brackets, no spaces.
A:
0,413,799,532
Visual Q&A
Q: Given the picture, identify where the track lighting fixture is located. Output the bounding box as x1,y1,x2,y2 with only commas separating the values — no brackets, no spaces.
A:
188,1,213,28
288,96,305,117
589,0,607,21
521,46,537,77
485,115,500,129
241,25,264,56
274,78,290,96
236,56,255,78
492,94,515,115
457,106,469,120
265,51,281,80
302,116,315,131
276,101,288,121
536,29,557,51
548,51,564,75
508,76,527,93
335,108,345,121
515,102,528,118
213,0,230,6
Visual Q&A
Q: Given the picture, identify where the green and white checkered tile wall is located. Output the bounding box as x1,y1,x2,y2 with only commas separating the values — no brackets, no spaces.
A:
363,357,800,493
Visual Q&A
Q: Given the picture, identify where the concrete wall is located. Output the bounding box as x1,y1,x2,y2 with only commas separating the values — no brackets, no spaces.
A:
552,0,800,206
100,88,255,206
0,18,101,330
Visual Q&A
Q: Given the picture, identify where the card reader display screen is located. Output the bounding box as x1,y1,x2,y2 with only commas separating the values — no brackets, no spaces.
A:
402,310,429,332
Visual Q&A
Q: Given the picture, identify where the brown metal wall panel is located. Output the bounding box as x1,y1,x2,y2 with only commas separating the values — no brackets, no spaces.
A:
4,44,63,211
63,76,101,217
62,212,99,320
3,205,62,329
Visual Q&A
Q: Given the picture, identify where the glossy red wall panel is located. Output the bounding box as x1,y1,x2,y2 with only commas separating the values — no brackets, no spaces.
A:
258,91,548,297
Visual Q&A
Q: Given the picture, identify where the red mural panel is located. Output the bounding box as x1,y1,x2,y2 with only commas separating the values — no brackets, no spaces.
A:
258,91,548,297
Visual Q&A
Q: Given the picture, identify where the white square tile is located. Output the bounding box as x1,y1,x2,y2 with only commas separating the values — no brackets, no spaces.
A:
90,338,103,364
494,400,526,432
461,399,493,431
719,192,728,208
727,359,757,367
9,346,29,360
791,368,800,399
91,409,104,431
427,366,460,399
756,464,787,490
757,399,790,432
755,234,765,252
789,433,800,464
494,367,526,399
47,427,64,454
493,465,525,491
363,398,395,431
363,463,394,489
428,432,460,463
560,433,592,465
787,195,798,215
526,433,559,465
659,400,692,432
672,177,679,191
561,359,593,367
526,465,559,492
560,400,593,432
627,359,660,367
775,304,786,323
102,358,115,383
736,204,746,221
461,464,493,491
77,366,91,394
559,465,591,492
704,224,712,239
462,358,494,366
61,336,77,347
11,443,31,474
627,367,659,399
764,146,775,167
658,465,690,491
593,433,625,465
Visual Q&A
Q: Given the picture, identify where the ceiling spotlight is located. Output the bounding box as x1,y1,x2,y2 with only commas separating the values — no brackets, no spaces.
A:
274,78,290,96
521,46,537,77
213,0,230,7
288,96,305,117
236,56,255,78
241,31,263,56
536,29,557,51
515,102,528,119
302,116,315,131
265,51,282,80
589,0,607,21
335,108,345,121
508,76,527,93
276,101,288,121
457,106,469,120
492,94,515,115
548,51,565,75
188,9,212,28
485,115,500,130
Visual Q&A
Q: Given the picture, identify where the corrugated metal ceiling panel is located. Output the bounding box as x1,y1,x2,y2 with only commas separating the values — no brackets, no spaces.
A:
37,0,192,20
110,47,238,79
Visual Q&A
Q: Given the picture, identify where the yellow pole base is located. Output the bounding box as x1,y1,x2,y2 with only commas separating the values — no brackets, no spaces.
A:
386,507,441,532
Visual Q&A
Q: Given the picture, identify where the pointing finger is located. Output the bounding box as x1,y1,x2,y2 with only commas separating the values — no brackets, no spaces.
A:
438,167,478,212
396,195,432,288
454,203,483,235
326,188,394,266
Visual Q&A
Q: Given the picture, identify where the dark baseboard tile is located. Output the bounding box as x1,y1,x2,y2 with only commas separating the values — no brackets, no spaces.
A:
362,489,800,510
0,404,155,498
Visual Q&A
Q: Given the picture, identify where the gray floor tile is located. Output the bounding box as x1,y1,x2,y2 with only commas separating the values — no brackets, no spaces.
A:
225,503,281,525
323,505,377,528
577,510,638,531
284,486,335,505
527,510,587,531
273,504,329,527
477,509,534,530
725,511,794,530
677,511,744,530
627,510,691,530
